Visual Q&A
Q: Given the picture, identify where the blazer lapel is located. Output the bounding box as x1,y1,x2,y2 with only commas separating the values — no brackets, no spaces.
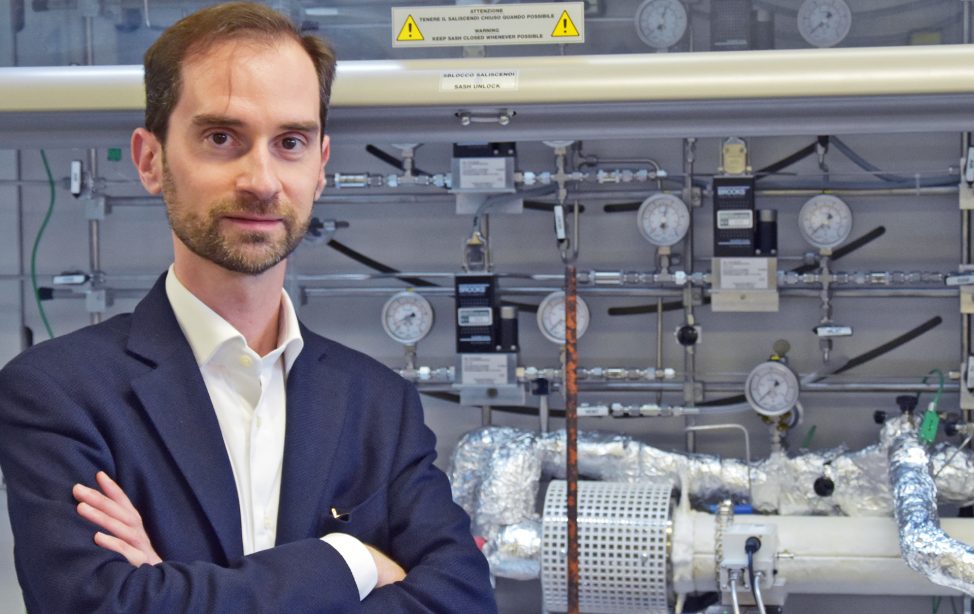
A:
126,275,244,562
275,328,349,544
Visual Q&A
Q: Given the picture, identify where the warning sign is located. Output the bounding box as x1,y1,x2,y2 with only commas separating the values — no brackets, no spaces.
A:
391,2,585,48
396,15,424,41
551,10,580,37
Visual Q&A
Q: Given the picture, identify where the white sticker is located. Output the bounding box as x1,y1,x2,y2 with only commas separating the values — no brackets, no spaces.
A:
459,158,508,190
392,3,584,47
966,356,974,388
717,209,754,230
578,404,608,417
461,354,510,386
458,307,493,327
719,258,769,290
440,70,519,93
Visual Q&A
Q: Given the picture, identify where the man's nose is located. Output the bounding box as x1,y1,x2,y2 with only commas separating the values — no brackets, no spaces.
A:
236,145,282,201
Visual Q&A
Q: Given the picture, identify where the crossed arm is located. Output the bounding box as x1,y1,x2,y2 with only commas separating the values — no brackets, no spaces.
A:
72,471,407,586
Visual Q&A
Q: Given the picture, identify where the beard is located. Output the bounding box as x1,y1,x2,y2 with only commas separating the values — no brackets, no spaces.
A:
161,158,311,275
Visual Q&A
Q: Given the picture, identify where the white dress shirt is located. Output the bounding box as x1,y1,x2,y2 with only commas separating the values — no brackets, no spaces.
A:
165,267,377,600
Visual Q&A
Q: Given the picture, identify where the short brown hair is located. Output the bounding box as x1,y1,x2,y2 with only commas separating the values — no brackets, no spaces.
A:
143,2,337,143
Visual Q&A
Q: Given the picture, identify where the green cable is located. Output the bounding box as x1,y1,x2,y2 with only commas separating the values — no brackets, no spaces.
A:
801,424,817,449
31,150,56,339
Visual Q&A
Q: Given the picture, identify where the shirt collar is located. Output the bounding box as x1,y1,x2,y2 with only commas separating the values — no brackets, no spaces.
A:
165,265,304,373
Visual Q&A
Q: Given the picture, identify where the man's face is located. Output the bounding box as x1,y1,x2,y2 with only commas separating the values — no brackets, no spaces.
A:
136,37,329,275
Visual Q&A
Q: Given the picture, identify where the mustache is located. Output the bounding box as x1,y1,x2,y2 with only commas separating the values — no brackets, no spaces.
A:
212,197,287,217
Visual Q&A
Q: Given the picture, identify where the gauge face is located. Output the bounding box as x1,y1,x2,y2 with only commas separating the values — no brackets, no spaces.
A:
798,194,853,249
381,291,434,345
637,193,691,247
744,360,800,417
537,291,590,345
797,0,852,48
635,0,688,50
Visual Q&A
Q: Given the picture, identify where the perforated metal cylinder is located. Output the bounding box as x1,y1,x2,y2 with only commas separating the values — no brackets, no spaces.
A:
542,480,673,613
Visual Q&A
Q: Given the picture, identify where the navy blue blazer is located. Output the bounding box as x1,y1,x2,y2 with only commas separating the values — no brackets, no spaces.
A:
0,275,496,613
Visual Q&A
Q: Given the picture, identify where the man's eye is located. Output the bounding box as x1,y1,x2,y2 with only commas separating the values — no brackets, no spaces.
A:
281,137,304,151
208,132,230,146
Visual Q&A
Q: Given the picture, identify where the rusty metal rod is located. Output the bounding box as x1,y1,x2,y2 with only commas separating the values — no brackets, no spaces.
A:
565,264,579,614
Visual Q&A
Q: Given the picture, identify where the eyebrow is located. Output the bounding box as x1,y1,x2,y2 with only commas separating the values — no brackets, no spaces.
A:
191,114,320,137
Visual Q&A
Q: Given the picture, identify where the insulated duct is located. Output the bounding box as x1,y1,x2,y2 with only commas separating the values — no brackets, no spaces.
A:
890,431,974,596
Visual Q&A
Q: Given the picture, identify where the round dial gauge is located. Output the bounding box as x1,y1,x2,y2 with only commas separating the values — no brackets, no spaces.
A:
635,0,688,50
537,291,591,345
744,360,800,418
381,291,434,345
798,194,853,249
797,0,853,48
637,193,691,247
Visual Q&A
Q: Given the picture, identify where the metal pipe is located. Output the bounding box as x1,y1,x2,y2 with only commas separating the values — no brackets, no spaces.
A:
683,137,698,453
15,151,26,350
84,13,102,325
564,264,579,614
9,46,974,112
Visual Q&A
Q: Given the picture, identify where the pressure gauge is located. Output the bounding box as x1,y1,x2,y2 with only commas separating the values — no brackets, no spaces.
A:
798,194,853,249
381,291,434,345
537,291,591,345
797,0,852,48
637,193,691,247
635,0,688,50
744,360,800,417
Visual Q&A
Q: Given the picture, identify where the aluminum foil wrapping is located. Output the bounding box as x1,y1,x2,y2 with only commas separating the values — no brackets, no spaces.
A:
482,520,542,580
448,427,523,521
474,430,541,534
931,443,974,503
890,431,974,596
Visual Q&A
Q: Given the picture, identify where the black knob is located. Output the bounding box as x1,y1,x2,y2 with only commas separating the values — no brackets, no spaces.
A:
813,476,835,497
873,410,887,425
676,325,698,346
945,419,961,438
531,378,550,396
895,395,918,415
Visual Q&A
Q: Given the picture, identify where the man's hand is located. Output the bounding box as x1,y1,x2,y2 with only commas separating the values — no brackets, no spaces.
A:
72,471,162,567
365,544,406,587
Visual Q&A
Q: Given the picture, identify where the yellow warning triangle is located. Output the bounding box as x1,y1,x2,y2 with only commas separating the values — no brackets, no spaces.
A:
551,10,580,37
396,15,424,42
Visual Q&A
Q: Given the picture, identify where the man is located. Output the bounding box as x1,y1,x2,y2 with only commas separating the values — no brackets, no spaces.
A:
0,3,496,612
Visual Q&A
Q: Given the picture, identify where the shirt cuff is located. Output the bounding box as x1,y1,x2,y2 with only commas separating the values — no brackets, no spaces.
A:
321,533,378,601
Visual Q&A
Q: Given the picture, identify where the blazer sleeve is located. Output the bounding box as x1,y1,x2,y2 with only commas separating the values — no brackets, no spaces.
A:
358,383,498,613
0,360,365,614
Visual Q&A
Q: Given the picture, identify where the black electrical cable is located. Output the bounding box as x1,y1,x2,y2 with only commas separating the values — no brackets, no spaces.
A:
607,225,885,317
364,144,436,178
745,537,761,602
791,226,886,274
755,136,829,178
524,201,587,214
602,202,644,213
831,316,943,376
325,239,438,287
325,239,541,311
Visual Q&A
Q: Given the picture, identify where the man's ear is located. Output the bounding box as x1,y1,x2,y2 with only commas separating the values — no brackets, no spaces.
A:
131,128,164,195
314,134,331,199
